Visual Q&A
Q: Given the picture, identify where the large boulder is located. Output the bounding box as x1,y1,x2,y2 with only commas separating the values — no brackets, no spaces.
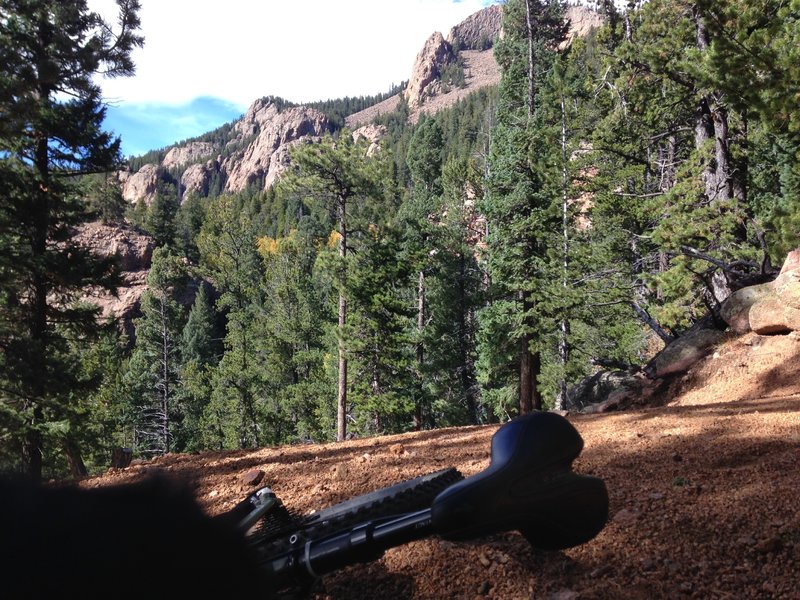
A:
720,283,773,334
721,248,800,335
748,267,800,334
644,328,727,379
568,369,654,413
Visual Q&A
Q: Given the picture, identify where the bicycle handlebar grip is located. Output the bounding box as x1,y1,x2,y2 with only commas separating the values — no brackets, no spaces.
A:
430,411,608,550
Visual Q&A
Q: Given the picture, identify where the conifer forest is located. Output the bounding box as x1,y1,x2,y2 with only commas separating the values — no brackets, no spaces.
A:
1,0,799,480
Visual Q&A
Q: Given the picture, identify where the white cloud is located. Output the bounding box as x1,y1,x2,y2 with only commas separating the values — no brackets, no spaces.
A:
89,0,497,109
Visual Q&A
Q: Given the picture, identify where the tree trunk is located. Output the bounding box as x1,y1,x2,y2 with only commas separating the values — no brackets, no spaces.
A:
458,253,479,424
525,0,536,121
631,301,675,343
693,7,744,205
336,201,348,442
519,288,542,414
21,403,44,482
63,436,88,478
555,94,570,412
160,300,170,454
413,270,425,430
22,123,52,482
519,335,542,414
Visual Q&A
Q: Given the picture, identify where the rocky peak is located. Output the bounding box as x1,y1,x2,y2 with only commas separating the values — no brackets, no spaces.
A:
404,31,457,111
447,4,502,50
223,103,332,192
234,97,283,138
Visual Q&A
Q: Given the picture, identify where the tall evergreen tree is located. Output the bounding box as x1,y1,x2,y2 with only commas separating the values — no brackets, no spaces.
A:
198,195,265,449
422,158,485,425
123,248,187,457
403,116,445,428
0,0,142,479
589,0,768,332
346,225,416,435
146,178,180,249
479,0,568,416
284,131,393,441
175,281,220,451
258,229,334,443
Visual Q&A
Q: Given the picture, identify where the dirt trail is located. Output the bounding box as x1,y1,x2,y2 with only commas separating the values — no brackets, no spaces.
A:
85,331,800,599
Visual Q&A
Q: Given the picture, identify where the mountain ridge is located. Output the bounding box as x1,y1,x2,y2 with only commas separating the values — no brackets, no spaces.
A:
119,5,601,206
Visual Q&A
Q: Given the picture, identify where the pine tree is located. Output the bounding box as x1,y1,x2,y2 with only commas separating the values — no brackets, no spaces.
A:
403,116,445,428
123,248,187,457
198,195,265,449
0,0,142,479
590,0,766,331
422,158,485,425
346,224,415,435
284,131,393,441
692,0,800,260
147,178,180,249
258,230,334,443
479,0,568,416
175,282,220,451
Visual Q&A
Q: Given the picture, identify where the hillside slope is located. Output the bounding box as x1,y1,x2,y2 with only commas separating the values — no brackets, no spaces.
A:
83,330,800,599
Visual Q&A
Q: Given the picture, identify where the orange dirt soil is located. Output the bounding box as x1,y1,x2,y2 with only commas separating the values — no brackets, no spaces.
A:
83,331,800,599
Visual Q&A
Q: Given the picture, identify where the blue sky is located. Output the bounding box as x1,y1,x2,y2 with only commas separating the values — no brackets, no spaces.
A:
88,0,499,157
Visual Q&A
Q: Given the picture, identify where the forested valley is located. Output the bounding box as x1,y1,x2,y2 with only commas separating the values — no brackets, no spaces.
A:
2,0,798,481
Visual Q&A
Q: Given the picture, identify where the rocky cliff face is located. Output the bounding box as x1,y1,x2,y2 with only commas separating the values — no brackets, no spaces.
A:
120,99,331,203
119,163,160,206
222,99,331,192
74,222,155,339
162,142,214,170
401,5,601,120
564,5,604,45
447,4,502,50
404,31,458,111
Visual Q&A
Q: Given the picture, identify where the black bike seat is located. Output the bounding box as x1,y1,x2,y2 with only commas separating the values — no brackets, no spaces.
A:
430,411,608,550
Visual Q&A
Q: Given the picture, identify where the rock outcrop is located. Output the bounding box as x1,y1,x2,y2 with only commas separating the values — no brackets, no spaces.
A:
180,160,218,198
74,222,155,338
162,142,214,170
120,163,160,206
120,98,331,203
644,328,728,379
223,101,331,193
564,5,605,45
447,4,502,50
404,31,457,111
401,4,602,117
352,124,388,156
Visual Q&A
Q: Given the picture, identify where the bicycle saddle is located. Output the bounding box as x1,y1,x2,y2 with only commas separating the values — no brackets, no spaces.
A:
430,411,608,550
